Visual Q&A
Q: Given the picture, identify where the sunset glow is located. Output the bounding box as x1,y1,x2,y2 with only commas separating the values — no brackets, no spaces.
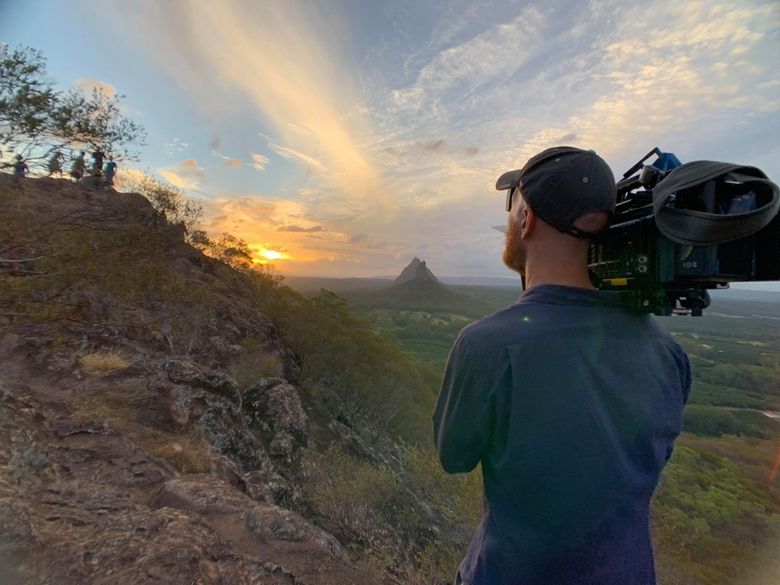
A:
7,0,777,279
260,249,286,261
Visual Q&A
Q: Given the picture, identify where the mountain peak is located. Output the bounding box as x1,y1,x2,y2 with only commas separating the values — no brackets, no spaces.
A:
394,257,439,284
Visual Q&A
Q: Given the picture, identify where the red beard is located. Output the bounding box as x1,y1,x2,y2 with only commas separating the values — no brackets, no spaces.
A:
503,219,526,275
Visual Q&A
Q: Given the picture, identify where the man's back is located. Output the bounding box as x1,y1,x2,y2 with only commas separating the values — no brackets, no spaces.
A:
433,285,691,585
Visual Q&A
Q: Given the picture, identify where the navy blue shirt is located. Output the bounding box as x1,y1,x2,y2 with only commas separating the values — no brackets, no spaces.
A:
433,285,691,585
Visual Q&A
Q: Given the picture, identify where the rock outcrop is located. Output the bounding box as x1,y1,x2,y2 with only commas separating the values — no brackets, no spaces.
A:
392,257,439,284
0,175,388,584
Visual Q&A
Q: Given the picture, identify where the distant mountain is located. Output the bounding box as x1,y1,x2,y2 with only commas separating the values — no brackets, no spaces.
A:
345,258,495,316
393,257,439,284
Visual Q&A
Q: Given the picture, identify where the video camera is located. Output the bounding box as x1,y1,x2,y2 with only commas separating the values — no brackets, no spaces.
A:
588,148,780,316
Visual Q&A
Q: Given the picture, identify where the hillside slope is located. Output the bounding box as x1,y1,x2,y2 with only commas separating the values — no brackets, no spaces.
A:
0,174,457,584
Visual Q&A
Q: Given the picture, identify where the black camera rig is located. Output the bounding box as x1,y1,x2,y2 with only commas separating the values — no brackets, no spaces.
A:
588,148,780,316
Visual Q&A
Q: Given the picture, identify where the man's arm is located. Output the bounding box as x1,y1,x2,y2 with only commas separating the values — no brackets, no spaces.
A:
432,332,495,474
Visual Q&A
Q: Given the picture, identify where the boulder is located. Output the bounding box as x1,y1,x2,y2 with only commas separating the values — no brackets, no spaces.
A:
164,360,241,406
245,502,347,560
244,379,308,464
153,475,248,515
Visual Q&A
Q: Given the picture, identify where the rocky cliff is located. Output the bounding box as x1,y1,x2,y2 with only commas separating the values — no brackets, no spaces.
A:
392,258,439,285
0,174,435,584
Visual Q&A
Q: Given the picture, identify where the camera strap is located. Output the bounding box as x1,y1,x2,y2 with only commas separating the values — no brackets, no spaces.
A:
652,161,780,246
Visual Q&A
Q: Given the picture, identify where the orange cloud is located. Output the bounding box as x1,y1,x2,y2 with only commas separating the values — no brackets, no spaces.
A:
75,78,117,98
159,159,206,190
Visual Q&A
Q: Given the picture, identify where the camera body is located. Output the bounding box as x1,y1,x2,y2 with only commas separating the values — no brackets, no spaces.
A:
588,149,780,316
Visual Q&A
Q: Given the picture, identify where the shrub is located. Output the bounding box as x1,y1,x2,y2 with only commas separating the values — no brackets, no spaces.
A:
301,445,401,549
228,337,284,389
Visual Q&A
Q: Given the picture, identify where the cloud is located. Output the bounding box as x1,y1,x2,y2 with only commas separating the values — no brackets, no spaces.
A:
164,138,190,155
391,6,544,113
267,143,327,172
250,152,270,171
122,0,380,201
278,224,326,232
74,78,117,98
417,139,445,152
201,194,354,267
224,158,243,168
159,159,206,190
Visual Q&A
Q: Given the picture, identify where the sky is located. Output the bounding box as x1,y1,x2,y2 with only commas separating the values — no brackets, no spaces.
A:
2,0,780,280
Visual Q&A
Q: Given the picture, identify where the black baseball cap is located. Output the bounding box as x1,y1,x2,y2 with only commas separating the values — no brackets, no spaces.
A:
496,146,616,237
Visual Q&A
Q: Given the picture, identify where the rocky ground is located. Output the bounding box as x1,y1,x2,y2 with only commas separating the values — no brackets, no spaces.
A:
0,174,403,584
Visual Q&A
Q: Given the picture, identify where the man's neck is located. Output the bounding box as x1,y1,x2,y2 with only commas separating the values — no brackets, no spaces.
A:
524,252,595,291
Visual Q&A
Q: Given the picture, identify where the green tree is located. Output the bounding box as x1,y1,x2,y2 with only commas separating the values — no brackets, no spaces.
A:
0,44,145,168
0,46,57,156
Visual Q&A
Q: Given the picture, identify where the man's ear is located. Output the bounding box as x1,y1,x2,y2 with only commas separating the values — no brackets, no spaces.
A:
521,205,536,238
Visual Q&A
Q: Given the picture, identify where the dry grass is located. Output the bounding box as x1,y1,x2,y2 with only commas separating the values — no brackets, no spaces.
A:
228,338,284,388
79,351,130,375
72,379,212,473
153,438,211,473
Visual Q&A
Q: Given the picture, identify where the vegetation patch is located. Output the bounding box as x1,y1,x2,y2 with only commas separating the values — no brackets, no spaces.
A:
79,351,130,375
72,379,212,473
228,337,284,389
683,405,777,439
652,441,779,584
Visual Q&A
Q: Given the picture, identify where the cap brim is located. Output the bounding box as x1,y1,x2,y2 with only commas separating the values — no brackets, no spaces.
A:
496,169,522,191
492,225,507,233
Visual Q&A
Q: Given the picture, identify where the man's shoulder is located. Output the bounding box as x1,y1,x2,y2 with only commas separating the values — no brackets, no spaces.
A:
458,298,687,357
458,304,535,351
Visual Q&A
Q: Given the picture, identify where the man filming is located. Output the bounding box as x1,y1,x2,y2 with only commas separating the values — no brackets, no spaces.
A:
433,146,691,585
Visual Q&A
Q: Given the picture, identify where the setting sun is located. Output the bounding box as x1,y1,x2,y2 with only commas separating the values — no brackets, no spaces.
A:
259,248,286,261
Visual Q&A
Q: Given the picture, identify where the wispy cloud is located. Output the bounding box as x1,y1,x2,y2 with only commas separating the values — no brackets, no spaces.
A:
159,159,206,190
250,153,270,171
164,138,190,155
267,142,326,172
390,6,544,114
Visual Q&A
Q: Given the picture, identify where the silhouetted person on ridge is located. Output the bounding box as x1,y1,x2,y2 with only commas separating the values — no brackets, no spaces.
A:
92,149,104,176
47,151,63,177
433,147,690,585
70,151,86,182
103,158,117,187
12,154,28,185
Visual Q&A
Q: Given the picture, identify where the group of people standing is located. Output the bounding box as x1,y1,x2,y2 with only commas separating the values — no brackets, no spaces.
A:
47,149,118,186
7,149,118,187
